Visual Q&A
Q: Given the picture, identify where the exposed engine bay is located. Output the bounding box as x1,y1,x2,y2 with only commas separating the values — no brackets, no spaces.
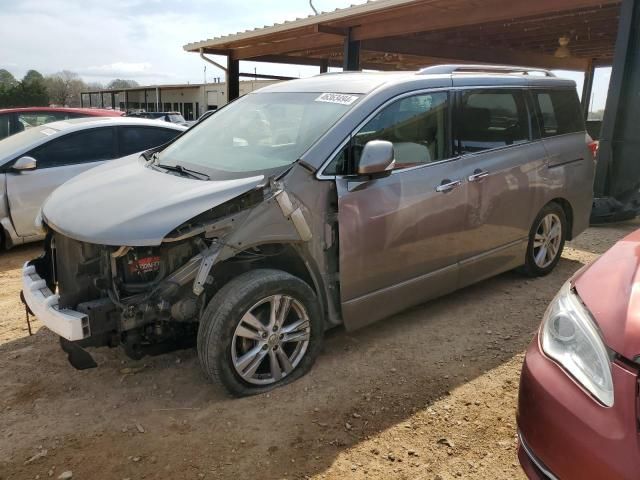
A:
27,179,330,367
37,231,209,362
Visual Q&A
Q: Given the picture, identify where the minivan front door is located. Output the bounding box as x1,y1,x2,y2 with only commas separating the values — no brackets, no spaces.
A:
333,91,468,330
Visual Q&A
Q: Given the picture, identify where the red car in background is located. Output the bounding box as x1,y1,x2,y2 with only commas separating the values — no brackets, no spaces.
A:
0,107,123,140
517,229,640,479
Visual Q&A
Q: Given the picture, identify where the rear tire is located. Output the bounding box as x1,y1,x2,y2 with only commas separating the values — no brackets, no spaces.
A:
197,269,323,397
521,202,567,277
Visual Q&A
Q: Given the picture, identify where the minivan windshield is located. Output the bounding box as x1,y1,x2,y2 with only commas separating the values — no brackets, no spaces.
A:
156,92,359,179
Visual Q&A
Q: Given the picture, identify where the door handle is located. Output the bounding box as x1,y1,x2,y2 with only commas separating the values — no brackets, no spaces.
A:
435,179,462,193
468,170,489,182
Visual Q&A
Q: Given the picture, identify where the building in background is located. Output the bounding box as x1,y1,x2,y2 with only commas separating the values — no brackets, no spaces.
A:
80,80,279,120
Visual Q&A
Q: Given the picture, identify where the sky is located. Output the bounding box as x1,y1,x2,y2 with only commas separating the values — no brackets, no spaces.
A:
0,0,611,110
0,0,366,84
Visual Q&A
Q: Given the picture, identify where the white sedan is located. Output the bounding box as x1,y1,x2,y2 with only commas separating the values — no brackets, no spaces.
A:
0,117,186,248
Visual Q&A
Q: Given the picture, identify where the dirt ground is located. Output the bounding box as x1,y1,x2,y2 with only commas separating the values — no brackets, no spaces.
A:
1,221,638,480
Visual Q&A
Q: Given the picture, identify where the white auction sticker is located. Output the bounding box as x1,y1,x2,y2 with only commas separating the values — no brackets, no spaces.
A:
41,128,57,136
315,93,359,105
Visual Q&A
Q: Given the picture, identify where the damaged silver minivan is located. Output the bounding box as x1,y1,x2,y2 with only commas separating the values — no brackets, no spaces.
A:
22,65,595,396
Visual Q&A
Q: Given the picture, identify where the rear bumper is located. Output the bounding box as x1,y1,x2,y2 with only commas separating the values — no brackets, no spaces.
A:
21,261,90,341
517,335,640,480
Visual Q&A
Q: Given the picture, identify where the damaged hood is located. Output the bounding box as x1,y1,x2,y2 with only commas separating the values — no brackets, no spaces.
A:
42,154,264,246
573,229,640,361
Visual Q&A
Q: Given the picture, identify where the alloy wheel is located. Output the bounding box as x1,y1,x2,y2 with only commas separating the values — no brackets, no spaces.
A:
231,295,311,385
533,213,562,269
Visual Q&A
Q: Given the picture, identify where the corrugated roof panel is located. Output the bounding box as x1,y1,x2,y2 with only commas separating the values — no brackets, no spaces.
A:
182,0,421,51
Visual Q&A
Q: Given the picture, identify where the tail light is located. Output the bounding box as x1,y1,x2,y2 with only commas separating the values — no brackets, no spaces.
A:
585,133,598,159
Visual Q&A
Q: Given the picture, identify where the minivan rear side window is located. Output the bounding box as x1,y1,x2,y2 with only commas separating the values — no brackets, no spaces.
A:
533,90,584,137
456,89,530,154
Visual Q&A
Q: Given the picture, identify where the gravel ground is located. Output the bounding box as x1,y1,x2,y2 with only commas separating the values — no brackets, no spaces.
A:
1,220,637,480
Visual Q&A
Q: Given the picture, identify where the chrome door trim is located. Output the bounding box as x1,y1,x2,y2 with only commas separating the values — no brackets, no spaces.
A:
342,263,457,305
316,84,586,181
435,180,462,192
458,237,527,266
467,170,489,182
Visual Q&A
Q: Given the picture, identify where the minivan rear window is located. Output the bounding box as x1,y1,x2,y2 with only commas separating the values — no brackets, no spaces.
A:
534,90,584,137
456,89,530,154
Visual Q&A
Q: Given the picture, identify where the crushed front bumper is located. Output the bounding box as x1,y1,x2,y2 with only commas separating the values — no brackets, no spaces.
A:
21,261,91,341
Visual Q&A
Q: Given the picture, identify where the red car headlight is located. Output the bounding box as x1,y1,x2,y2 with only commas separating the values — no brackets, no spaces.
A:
540,282,614,407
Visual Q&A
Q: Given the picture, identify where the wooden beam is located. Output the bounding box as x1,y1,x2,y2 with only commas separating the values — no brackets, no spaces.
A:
249,55,343,68
201,47,232,56
362,37,590,71
352,0,621,41
239,72,297,81
593,57,614,66
315,24,348,36
232,34,343,60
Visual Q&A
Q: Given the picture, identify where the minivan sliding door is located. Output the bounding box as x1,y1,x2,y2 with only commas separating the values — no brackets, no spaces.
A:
453,88,548,287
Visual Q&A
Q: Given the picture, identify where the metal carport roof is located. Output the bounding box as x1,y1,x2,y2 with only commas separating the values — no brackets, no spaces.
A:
184,0,620,72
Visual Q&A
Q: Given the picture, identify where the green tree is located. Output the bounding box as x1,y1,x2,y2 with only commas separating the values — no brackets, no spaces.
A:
19,70,49,106
0,69,18,107
0,69,49,108
23,69,45,84
0,69,17,88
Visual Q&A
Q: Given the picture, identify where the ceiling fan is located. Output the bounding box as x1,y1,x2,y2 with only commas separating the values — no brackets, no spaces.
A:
555,35,572,58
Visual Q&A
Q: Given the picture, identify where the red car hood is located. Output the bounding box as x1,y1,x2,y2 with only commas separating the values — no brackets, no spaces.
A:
574,229,640,360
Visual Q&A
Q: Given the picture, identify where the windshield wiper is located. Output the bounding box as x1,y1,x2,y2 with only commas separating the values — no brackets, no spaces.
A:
155,163,210,180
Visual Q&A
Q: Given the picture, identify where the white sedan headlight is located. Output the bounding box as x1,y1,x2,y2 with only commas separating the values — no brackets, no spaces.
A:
540,282,614,407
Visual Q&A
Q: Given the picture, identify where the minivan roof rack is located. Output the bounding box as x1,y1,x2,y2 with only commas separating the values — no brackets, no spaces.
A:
418,64,556,77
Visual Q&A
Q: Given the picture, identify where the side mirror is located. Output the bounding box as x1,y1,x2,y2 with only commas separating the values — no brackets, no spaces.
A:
357,140,395,177
13,156,37,172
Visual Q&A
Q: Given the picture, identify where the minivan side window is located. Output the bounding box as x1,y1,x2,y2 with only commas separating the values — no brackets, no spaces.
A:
456,89,530,154
28,127,116,168
325,92,449,175
533,90,585,137
118,126,180,157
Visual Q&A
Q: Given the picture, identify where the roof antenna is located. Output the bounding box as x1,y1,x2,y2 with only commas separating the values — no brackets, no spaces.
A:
309,0,318,15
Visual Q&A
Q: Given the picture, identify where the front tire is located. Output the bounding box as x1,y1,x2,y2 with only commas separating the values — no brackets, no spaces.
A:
521,202,567,277
197,269,323,397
